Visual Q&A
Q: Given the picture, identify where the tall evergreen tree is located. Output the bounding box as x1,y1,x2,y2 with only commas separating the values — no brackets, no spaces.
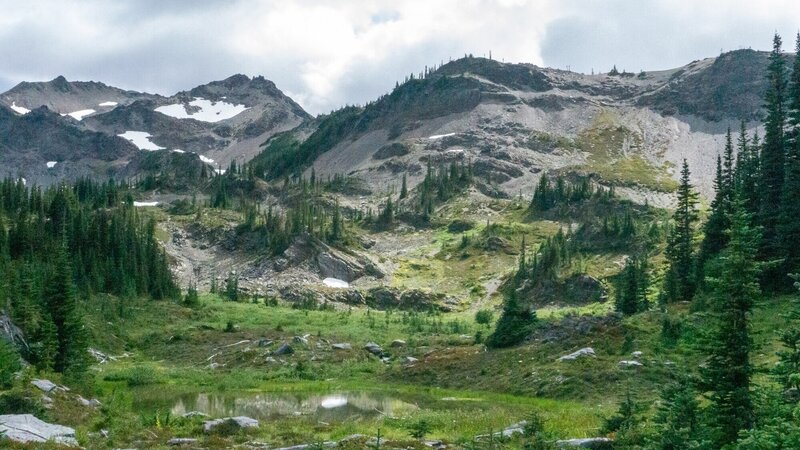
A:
664,160,699,302
399,173,408,199
788,33,800,138
45,239,88,375
700,197,761,447
648,376,701,450
759,33,788,290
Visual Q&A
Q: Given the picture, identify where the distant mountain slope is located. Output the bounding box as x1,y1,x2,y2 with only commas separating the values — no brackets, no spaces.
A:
254,51,773,203
0,76,159,120
0,104,138,183
0,74,310,183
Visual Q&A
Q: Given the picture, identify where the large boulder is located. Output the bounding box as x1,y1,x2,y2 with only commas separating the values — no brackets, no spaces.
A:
364,342,384,357
365,287,454,311
203,416,259,433
273,343,294,356
31,379,59,393
0,312,27,352
558,348,596,361
556,437,613,449
0,414,77,445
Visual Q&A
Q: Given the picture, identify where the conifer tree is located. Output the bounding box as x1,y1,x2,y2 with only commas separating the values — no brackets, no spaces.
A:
648,376,701,450
485,289,535,348
775,274,800,390
399,173,408,199
700,197,761,447
663,160,699,302
780,139,800,281
788,33,800,138
759,33,788,289
45,239,88,375
615,256,648,315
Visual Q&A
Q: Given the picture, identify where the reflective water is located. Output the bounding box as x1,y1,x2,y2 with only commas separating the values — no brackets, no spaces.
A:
137,390,419,422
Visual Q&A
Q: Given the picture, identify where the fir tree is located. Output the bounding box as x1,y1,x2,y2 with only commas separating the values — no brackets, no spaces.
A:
775,274,800,390
700,197,761,447
485,289,535,348
664,160,699,302
648,376,701,450
399,173,408,199
615,256,648,315
759,33,788,290
779,138,800,282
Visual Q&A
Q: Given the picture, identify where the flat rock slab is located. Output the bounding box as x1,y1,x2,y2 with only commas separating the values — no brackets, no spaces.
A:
31,379,58,393
0,414,77,445
168,437,199,445
332,343,352,350
203,416,259,432
556,437,613,448
558,347,596,361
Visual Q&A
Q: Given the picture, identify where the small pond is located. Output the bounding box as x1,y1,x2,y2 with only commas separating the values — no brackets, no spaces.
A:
134,390,420,423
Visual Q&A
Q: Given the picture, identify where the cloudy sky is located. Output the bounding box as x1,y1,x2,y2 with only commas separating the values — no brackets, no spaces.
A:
1,0,800,114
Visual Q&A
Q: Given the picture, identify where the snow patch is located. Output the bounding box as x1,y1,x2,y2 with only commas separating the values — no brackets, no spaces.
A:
320,395,348,409
98,101,118,107
10,102,29,115
64,109,95,121
322,278,349,289
198,155,214,164
215,169,226,175
46,161,57,168
428,132,456,140
133,201,159,207
118,131,164,151
172,149,186,154
155,97,248,123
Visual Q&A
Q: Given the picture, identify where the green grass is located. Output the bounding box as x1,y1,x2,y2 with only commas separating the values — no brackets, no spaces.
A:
573,110,678,192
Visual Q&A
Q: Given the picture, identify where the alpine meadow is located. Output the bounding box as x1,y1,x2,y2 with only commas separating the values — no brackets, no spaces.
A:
3,2,800,449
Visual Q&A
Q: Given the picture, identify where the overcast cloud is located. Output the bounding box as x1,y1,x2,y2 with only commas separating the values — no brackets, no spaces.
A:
1,0,800,114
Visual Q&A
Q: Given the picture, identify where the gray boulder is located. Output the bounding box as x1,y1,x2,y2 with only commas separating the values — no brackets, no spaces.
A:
391,339,407,348
558,348,596,361
556,437,613,448
31,379,58,393
203,416,259,433
273,343,294,356
0,414,77,445
364,342,384,356
0,312,27,351
332,343,352,350
619,360,643,368
168,437,199,446
403,356,419,365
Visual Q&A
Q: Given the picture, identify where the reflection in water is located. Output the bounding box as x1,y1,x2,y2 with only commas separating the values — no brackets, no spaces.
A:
165,391,417,422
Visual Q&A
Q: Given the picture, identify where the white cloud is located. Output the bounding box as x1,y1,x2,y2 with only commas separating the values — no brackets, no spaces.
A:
0,1,798,114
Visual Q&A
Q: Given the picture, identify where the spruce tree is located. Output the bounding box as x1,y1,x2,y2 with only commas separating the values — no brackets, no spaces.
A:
486,289,535,348
664,160,699,302
775,274,800,390
700,196,761,447
759,33,788,290
399,173,408,199
780,138,800,282
648,376,701,450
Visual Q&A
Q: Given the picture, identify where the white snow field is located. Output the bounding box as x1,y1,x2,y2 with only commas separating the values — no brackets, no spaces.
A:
98,101,118,107
133,201,159,207
10,102,30,115
322,278,350,288
64,109,95,120
117,131,165,151
154,97,248,123
46,161,57,168
428,132,456,140
198,155,215,164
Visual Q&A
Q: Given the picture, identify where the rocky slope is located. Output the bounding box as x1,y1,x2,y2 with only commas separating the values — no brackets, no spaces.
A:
255,49,772,205
0,74,309,184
